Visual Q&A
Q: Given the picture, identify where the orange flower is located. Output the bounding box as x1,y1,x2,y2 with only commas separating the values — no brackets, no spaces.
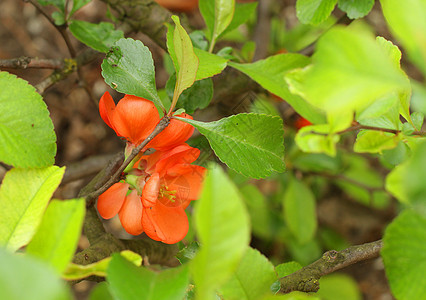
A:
294,116,312,129
97,144,206,243
99,91,160,145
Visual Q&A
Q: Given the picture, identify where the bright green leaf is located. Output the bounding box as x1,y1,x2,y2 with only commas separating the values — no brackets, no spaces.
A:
63,250,142,280
191,164,250,300
176,113,285,179
337,0,374,19
101,38,163,108
108,254,189,300
166,73,213,114
411,111,424,131
194,48,228,80
382,210,426,300
170,16,199,101
37,0,65,11
264,292,320,299
229,54,326,124
295,124,340,156
0,248,72,300
89,282,114,300
0,166,65,252
222,2,258,37
219,247,277,300
354,130,399,153
275,261,302,277
303,26,410,115
380,0,426,76
296,0,337,25
69,21,124,53
382,141,410,166
283,177,317,244
0,72,56,168
317,274,361,300
70,0,91,17
26,199,85,273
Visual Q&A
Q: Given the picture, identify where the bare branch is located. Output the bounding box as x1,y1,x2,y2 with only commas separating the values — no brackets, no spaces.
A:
0,57,64,69
279,240,383,293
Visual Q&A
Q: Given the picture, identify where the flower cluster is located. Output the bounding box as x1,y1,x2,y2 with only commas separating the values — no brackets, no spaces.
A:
97,92,206,244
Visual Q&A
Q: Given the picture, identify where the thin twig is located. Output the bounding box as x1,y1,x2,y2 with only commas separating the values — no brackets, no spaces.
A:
306,124,426,137
279,240,383,293
0,57,64,69
83,116,171,206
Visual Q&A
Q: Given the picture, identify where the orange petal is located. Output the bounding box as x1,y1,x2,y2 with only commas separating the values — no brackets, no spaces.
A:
155,144,200,175
142,208,161,241
142,202,189,244
112,95,160,144
141,173,160,207
147,113,194,151
99,91,116,130
163,165,206,203
97,182,129,219
118,190,144,235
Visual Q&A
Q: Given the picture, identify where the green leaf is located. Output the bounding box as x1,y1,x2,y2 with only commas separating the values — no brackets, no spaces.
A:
296,0,337,25
337,0,374,19
89,282,114,300
382,210,426,300
107,254,189,300
63,250,142,280
354,130,399,153
170,16,199,101
317,274,361,300
194,48,228,80
26,199,85,273
101,38,163,108
275,261,302,277
0,166,65,252
191,164,250,300
37,0,65,12
218,247,277,300
69,21,123,53
411,111,424,131
303,26,410,115
176,242,199,264
0,248,71,300
250,97,281,117
229,54,326,124
51,11,66,26
263,292,320,300
199,0,235,50
221,2,258,37
382,141,410,166
70,0,91,17
380,0,426,76
295,124,340,156
0,72,57,168
176,113,285,179
283,177,317,244
166,74,213,114
386,140,426,204
190,30,209,51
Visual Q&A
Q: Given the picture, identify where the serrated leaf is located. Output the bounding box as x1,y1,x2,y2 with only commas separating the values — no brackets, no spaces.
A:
354,130,399,153
69,21,124,53
0,72,56,168
199,0,235,50
108,254,189,300
176,113,285,179
283,177,317,244
337,0,374,19
219,247,277,300
170,16,199,100
166,74,213,114
0,248,72,300
380,0,426,76
303,26,410,115
382,210,426,300
101,38,163,108
191,164,250,300
229,54,325,124
0,166,65,252
63,250,142,280
296,0,337,25
26,199,85,273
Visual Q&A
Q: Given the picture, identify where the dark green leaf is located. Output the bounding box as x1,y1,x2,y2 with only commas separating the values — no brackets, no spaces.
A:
69,21,124,53
337,0,374,19
190,30,209,51
108,254,189,300
0,72,57,167
26,199,86,273
0,167,65,252
176,242,199,264
70,0,91,17
229,54,325,124
37,0,65,11
191,164,250,299
0,248,71,300
296,0,337,25
101,38,162,108
176,113,285,179
382,210,426,300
